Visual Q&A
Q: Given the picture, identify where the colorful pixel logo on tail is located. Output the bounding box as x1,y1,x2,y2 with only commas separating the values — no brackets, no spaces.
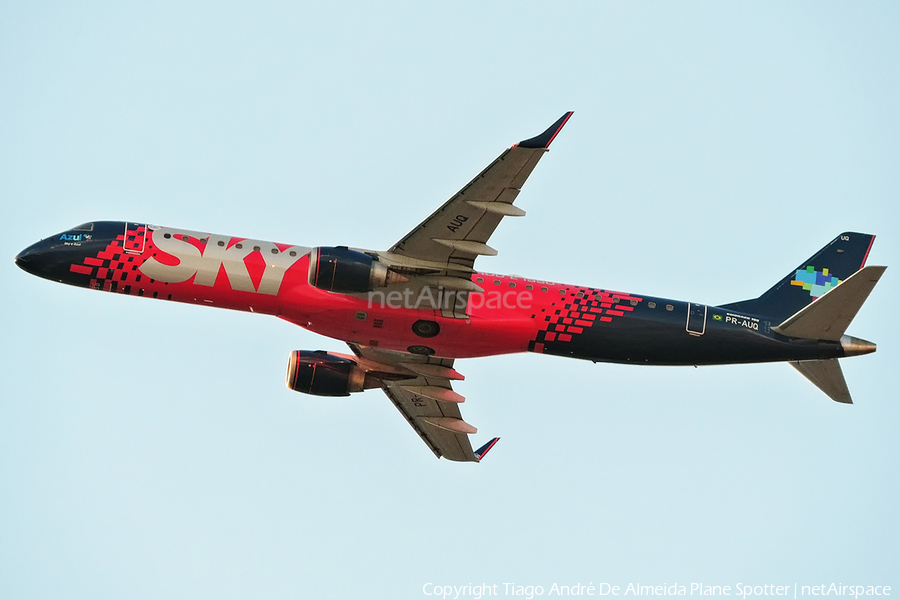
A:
791,266,840,299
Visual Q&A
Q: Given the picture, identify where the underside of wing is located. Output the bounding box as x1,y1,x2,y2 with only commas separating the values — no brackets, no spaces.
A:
384,112,573,273
377,112,572,319
383,381,477,462
348,343,495,462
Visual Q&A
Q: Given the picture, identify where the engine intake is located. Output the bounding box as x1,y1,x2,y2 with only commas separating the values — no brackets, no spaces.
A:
308,246,407,293
286,350,366,396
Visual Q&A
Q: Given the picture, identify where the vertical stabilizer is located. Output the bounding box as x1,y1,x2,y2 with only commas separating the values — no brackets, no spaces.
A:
790,359,852,404
723,232,875,322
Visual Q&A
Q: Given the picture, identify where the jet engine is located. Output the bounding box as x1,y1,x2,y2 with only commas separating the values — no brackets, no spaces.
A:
285,350,368,396
308,246,407,293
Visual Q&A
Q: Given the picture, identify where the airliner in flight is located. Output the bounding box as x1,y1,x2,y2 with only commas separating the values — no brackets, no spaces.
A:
15,112,886,462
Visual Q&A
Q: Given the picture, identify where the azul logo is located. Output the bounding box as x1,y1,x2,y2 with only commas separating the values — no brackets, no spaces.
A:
60,234,83,242
139,227,311,295
791,266,840,299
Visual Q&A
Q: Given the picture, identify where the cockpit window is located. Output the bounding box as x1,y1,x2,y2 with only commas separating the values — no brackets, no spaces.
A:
73,222,94,231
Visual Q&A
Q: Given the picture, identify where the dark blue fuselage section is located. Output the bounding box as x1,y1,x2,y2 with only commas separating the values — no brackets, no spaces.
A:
535,294,843,366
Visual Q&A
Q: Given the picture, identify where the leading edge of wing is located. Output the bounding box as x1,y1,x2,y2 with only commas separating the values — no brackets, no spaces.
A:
517,111,574,149
385,112,574,269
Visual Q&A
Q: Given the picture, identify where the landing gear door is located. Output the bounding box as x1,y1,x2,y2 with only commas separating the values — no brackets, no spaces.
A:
123,222,147,255
686,303,707,336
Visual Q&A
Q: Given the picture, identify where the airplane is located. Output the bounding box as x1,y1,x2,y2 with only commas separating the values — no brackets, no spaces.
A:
15,112,887,463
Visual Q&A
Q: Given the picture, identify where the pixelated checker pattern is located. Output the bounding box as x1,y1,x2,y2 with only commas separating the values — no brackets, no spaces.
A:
68,225,172,300
790,266,840,299
529,287,643,354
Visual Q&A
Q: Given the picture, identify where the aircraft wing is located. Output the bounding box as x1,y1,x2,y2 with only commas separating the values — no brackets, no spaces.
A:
387,112,573,272
348,343,498,462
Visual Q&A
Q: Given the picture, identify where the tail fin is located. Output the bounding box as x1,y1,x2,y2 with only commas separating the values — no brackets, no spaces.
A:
722,232,875,322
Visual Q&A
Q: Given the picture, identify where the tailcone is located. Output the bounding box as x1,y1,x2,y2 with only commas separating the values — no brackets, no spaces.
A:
841,335,876,357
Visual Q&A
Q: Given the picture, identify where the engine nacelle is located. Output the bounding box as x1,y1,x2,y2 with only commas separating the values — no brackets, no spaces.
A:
285,350,366,396
308,246,406,293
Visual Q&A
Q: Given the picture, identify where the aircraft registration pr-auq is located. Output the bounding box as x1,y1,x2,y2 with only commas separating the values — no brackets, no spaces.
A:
15,113,887,462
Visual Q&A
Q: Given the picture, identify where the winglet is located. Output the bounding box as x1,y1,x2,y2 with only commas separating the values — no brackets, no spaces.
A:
518,112,574,149
474,437,500,462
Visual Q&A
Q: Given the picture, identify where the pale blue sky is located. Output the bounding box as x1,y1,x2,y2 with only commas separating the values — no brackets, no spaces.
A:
2,3,898,599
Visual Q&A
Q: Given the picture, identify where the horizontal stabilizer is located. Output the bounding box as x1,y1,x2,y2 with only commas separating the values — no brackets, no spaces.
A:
474,437,500,462
773,266,886,341
790,359,852,404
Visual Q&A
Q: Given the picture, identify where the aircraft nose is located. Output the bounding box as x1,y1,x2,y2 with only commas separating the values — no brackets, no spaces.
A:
15,247,34,270
14,249,28,266
14,242,49,276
